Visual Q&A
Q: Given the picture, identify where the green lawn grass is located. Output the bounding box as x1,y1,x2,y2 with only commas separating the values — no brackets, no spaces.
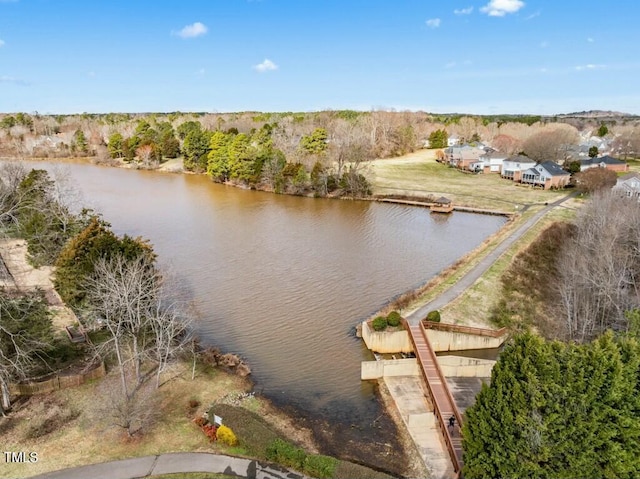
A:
370,151,568,211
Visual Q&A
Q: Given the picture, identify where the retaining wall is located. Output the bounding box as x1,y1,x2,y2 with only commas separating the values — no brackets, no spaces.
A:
425,328,506,351
361,321,413,353
437,355,496,377
361,358,420,380
362,320,508,353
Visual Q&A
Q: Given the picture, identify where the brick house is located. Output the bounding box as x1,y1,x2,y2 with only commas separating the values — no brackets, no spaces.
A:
520,161,571,189
579,155,629,173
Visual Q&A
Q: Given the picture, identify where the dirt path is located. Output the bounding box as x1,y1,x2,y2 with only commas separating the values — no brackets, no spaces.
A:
0,239,76,331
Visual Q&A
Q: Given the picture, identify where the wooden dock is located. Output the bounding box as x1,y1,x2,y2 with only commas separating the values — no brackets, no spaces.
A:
405,320,464,476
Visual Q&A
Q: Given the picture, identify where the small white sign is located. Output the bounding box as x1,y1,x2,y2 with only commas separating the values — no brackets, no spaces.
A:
214,415,223,426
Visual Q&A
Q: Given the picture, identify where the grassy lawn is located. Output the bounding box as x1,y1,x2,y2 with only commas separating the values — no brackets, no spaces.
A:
0,362,390,479
1,364,250,479
370,149,568,211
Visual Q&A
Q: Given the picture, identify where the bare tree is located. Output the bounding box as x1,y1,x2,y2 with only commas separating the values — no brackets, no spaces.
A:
85,254,191,397
0,292,51,415
522,124,579,163
557,191,640,341
0,162,28,233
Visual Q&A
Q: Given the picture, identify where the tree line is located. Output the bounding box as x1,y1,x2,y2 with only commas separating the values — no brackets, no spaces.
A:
3,110,638,175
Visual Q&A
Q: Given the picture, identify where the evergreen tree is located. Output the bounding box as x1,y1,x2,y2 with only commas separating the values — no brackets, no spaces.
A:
463,332,640,479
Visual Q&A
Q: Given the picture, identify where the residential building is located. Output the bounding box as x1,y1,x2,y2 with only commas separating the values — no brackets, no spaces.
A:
520,161,571,189
578,155,629,173
501,155,536,181
614,172,640,199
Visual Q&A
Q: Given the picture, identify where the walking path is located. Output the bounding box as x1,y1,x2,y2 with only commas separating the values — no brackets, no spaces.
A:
407,193,576,325
28,452,308,479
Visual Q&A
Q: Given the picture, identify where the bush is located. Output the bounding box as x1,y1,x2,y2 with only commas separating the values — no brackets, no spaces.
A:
304,454,338,479
386,311,402,327
193,416,208,427
202,423,217,442
426,310,441,322
266,438,306,470
371,316,388,331
217,424,238,446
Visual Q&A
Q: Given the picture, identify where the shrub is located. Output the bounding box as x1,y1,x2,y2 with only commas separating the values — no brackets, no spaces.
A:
386,311,402,327
266,439,306,470
193,416,208,427
202,423,217,442
304,454,338,479
426,310,441,322
217,424,238,446
372,316,388,331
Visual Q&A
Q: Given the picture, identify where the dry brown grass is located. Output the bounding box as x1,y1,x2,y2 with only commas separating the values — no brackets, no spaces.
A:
1,363,252,478
370,150,567,211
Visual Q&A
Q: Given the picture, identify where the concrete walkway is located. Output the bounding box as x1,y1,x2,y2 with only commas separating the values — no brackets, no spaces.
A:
407,193,576,324
384,376,455,479
28,453,309,479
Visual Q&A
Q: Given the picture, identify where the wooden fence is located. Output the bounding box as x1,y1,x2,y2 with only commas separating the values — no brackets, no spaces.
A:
10,361,106,396
422,320,508,338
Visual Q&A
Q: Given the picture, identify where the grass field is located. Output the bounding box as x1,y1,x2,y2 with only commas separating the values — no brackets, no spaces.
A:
370,149,568,211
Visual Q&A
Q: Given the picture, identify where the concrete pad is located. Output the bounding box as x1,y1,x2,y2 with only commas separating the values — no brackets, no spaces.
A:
446,377,489,413
384,376,455,479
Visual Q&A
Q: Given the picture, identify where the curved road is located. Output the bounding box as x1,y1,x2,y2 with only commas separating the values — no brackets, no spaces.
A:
407,193,576,325
28,452,308,479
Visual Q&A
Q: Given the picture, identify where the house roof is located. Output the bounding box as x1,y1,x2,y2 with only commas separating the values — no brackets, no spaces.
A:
618,172,640,181
480,151,508,160
505,154,535,164
580,155,625,167
434,196,451,204
539,161,570,177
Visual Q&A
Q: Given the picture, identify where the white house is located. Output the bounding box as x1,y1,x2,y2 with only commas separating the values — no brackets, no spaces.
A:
614,172,640,199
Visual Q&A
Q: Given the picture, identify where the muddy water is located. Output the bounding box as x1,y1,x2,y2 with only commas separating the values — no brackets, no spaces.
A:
11,159,506,473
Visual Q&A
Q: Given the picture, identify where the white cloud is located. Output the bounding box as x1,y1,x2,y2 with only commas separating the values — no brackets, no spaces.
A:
254,59,278,72
525,11,540,20
480,0,525,16
445,61,457,69
174,22,208,39
0,39,4,47
587,37,595,43
87,71,96,78
454,7,473,15
540,41,549,48
575,64,606,71
0,75,28,86
426,18,441,28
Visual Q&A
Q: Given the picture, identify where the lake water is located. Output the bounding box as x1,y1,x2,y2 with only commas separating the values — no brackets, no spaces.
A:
9,159,506,468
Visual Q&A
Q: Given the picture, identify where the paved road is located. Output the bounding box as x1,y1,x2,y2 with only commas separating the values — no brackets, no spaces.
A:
28,452,309,479
407,193,576,325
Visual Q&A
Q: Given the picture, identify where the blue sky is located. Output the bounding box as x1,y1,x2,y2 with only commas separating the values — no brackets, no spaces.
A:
1,0,639,115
